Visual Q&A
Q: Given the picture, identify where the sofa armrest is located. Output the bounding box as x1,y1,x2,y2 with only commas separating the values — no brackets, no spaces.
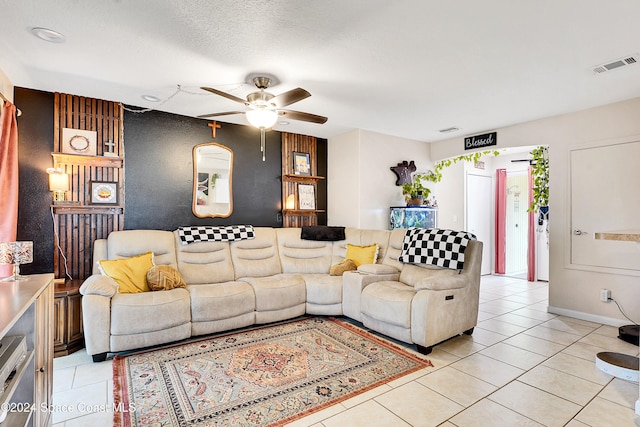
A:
357,264,399,275
342,270,400,321
414,272,467,291
80,274,117,297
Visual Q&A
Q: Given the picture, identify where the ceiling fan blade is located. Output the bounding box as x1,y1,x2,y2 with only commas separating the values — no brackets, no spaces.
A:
201,87,247,104
279,110,328,124
271,88,311,108
197,111,244,119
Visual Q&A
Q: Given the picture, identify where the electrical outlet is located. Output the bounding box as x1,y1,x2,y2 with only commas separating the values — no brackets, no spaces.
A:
600,289,611,302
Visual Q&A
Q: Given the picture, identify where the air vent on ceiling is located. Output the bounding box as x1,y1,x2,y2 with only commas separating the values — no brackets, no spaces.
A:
439,127,460,133
593,54,638,74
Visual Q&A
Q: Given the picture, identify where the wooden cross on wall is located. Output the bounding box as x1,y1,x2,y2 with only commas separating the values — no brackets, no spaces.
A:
208,120,221,138
104,139,116,155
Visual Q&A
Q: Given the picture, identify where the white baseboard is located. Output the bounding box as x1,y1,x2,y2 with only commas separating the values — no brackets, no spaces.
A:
547,305,628,327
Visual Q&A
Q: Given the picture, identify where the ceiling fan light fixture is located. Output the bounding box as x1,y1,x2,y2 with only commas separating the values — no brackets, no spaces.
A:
246,109,278,129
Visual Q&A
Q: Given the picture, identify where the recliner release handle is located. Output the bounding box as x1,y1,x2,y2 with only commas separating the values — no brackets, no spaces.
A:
445,295,454,301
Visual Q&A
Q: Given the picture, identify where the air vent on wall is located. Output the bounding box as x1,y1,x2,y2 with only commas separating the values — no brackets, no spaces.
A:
593,54,638,74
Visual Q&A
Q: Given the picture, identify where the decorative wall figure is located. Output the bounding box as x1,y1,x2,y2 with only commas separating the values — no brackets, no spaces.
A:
390,160,416,185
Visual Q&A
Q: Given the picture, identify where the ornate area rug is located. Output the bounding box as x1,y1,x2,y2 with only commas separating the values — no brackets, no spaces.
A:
113,317,433,427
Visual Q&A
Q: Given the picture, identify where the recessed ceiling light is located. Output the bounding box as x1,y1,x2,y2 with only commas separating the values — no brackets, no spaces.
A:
278,120,290,126
30,27,66,43
141,95,160,102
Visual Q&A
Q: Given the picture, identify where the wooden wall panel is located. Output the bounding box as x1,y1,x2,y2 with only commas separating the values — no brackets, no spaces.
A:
281,132,323,227
52,93,124,280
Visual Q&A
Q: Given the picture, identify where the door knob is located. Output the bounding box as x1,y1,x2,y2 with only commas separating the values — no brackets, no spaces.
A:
573,229,588,236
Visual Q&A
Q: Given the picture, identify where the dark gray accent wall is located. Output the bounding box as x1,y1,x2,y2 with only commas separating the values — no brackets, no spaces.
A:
13,88,55,274
13,88,327,275
123,109,285,230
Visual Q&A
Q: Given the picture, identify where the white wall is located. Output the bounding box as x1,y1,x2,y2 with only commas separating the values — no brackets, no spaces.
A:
328,129,431,230
0,68,14,102
430,97,640,326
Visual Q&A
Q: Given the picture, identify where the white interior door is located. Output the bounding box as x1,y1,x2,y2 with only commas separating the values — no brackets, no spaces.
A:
505,172,529,277
571,140,640,271
466,173,492,275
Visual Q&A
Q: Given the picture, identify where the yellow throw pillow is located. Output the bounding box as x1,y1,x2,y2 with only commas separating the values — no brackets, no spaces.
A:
146,265,186,291
345,243,379,267
99,252,154,293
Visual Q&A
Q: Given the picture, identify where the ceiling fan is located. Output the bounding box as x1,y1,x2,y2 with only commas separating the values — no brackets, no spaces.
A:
199,77,328,161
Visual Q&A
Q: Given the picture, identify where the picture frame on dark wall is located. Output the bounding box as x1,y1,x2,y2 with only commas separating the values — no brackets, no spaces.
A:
293,151,311,176
61,128,98,156
89,181,119,205
298,184,316,210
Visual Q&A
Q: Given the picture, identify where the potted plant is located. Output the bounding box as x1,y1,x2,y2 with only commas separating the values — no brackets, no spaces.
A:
402,173,432,206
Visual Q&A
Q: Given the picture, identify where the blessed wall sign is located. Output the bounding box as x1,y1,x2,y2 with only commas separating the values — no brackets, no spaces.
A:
464,132,497,150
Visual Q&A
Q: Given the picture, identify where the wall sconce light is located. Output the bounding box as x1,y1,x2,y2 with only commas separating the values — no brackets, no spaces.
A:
0,241,33,281
47,167,69,203
285,194,296,210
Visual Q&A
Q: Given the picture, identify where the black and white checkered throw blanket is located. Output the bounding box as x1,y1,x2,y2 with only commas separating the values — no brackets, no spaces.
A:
177,225,255,245
399,228,476,270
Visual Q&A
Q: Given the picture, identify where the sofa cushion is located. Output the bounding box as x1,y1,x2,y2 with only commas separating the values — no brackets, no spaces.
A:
99,252,154,293
174,231,235,284
106,230,177,267
110,288,191,335
380,228,407,271
414,270,466,291
241,274,306,311
302,273,343,305
399,263,446,287
231,227,282,279
346,243,378,267
146,265,186,291
187,282,255,322
332,228,391,265
276,228,333,274
361,281,415,328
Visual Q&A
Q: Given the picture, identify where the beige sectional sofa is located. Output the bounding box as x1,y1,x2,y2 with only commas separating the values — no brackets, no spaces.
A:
80,227,482,362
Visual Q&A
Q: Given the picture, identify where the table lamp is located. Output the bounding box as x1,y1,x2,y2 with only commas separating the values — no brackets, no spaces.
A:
0,241,33,281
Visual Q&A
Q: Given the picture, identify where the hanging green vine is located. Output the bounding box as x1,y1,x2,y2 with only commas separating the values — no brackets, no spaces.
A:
528,146,549,212
425,150,501,183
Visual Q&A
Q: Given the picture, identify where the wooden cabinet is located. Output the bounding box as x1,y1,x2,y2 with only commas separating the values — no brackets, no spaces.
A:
53,280,84,357
0,274,54,427
34,281,54,427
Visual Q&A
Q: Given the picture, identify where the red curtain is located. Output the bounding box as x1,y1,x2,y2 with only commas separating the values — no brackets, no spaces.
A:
495,168,506,274
0,101,19,277
527,166,536,282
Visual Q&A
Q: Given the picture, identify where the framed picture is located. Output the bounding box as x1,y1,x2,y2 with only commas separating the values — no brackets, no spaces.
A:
293,151,311,176
298,184,316,210
89,181,118,205
62,128,97,156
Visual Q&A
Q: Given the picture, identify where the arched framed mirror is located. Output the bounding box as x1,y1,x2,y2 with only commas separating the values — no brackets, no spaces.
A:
192,142,233,218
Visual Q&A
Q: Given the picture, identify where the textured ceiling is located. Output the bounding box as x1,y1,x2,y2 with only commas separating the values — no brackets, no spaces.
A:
1,0,640,142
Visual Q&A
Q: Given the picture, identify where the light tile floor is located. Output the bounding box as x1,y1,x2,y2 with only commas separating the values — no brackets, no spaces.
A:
52,275,640,426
